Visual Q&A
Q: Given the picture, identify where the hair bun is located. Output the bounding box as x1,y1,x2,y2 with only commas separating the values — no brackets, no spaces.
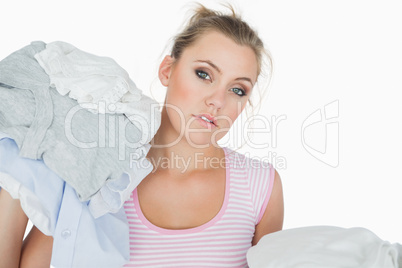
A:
188,3,238,25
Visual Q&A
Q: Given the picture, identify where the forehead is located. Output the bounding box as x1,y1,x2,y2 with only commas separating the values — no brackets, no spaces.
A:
181,31,258,83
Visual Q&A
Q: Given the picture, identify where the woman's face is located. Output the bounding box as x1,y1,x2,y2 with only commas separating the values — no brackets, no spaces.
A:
159,30,258,148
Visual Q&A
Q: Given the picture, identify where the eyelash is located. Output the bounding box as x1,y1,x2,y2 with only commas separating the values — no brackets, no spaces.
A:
195,70,247,97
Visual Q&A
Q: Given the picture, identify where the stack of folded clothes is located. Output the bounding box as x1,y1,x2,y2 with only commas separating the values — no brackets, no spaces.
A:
0,41,161,267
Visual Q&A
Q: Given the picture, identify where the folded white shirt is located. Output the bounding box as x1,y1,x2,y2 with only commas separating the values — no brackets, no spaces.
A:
247,226,402,268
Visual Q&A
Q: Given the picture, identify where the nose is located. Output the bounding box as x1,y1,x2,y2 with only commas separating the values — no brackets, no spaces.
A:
205,87,226,111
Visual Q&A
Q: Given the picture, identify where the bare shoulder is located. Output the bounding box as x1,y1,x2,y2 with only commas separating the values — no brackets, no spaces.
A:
252,168,284,246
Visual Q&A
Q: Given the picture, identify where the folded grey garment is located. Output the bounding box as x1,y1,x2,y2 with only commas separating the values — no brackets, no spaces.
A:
0,42,159,216
247,226,402,268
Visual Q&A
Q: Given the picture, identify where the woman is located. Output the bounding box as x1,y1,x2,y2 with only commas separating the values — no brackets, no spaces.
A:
0,3,283,267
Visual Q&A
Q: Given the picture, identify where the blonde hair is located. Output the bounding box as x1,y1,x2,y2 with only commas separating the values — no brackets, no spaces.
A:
171,4,266,76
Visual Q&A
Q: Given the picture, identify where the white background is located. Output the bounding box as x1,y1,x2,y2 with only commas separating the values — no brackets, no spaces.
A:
1,0,401,245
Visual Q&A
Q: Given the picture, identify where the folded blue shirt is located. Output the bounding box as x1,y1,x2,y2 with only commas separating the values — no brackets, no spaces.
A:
0,132,130,267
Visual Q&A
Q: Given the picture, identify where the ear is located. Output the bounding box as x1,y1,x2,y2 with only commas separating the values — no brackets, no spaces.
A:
158,55,174,87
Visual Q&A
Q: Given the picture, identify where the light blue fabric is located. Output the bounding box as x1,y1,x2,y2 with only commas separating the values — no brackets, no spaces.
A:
0,132,129,267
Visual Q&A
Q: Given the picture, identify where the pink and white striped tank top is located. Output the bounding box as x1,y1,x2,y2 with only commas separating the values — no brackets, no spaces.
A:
123,147,275,267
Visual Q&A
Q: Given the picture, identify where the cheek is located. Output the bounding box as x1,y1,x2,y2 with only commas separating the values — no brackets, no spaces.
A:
167,71,194,106
226,100,246,123
164,70,196,130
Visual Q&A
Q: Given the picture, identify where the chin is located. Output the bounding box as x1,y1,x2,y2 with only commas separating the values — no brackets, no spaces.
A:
185,131,217,148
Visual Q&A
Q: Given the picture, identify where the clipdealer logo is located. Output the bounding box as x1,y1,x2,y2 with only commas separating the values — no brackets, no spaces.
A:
301,100,339,168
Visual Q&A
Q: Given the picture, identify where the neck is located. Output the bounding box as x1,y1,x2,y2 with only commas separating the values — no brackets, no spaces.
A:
146,108,225,175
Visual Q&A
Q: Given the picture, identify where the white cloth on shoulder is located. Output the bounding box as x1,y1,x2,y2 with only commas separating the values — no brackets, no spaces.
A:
34,41,161,141
34,41,141,103
34,41,151,115
247,226,402,268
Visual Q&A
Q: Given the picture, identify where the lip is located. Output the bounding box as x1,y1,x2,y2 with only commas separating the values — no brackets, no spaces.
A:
193,114,218,128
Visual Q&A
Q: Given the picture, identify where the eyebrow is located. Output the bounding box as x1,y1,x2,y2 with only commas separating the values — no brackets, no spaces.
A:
195,60,222,74
195,59,254,86
235,77,254,86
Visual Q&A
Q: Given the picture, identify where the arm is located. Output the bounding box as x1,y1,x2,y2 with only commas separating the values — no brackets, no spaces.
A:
0,188,53,268
0,188,28,268
252,169,284,246
19,226,53,268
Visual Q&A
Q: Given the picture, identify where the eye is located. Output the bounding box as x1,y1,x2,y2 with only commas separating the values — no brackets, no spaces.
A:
231,87,247,97
195,70,211,80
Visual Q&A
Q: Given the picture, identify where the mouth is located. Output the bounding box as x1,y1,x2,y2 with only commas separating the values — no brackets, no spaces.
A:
193,114,218,128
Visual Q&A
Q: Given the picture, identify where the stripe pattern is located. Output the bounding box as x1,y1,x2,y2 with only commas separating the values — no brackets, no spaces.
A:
123,147,274,267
